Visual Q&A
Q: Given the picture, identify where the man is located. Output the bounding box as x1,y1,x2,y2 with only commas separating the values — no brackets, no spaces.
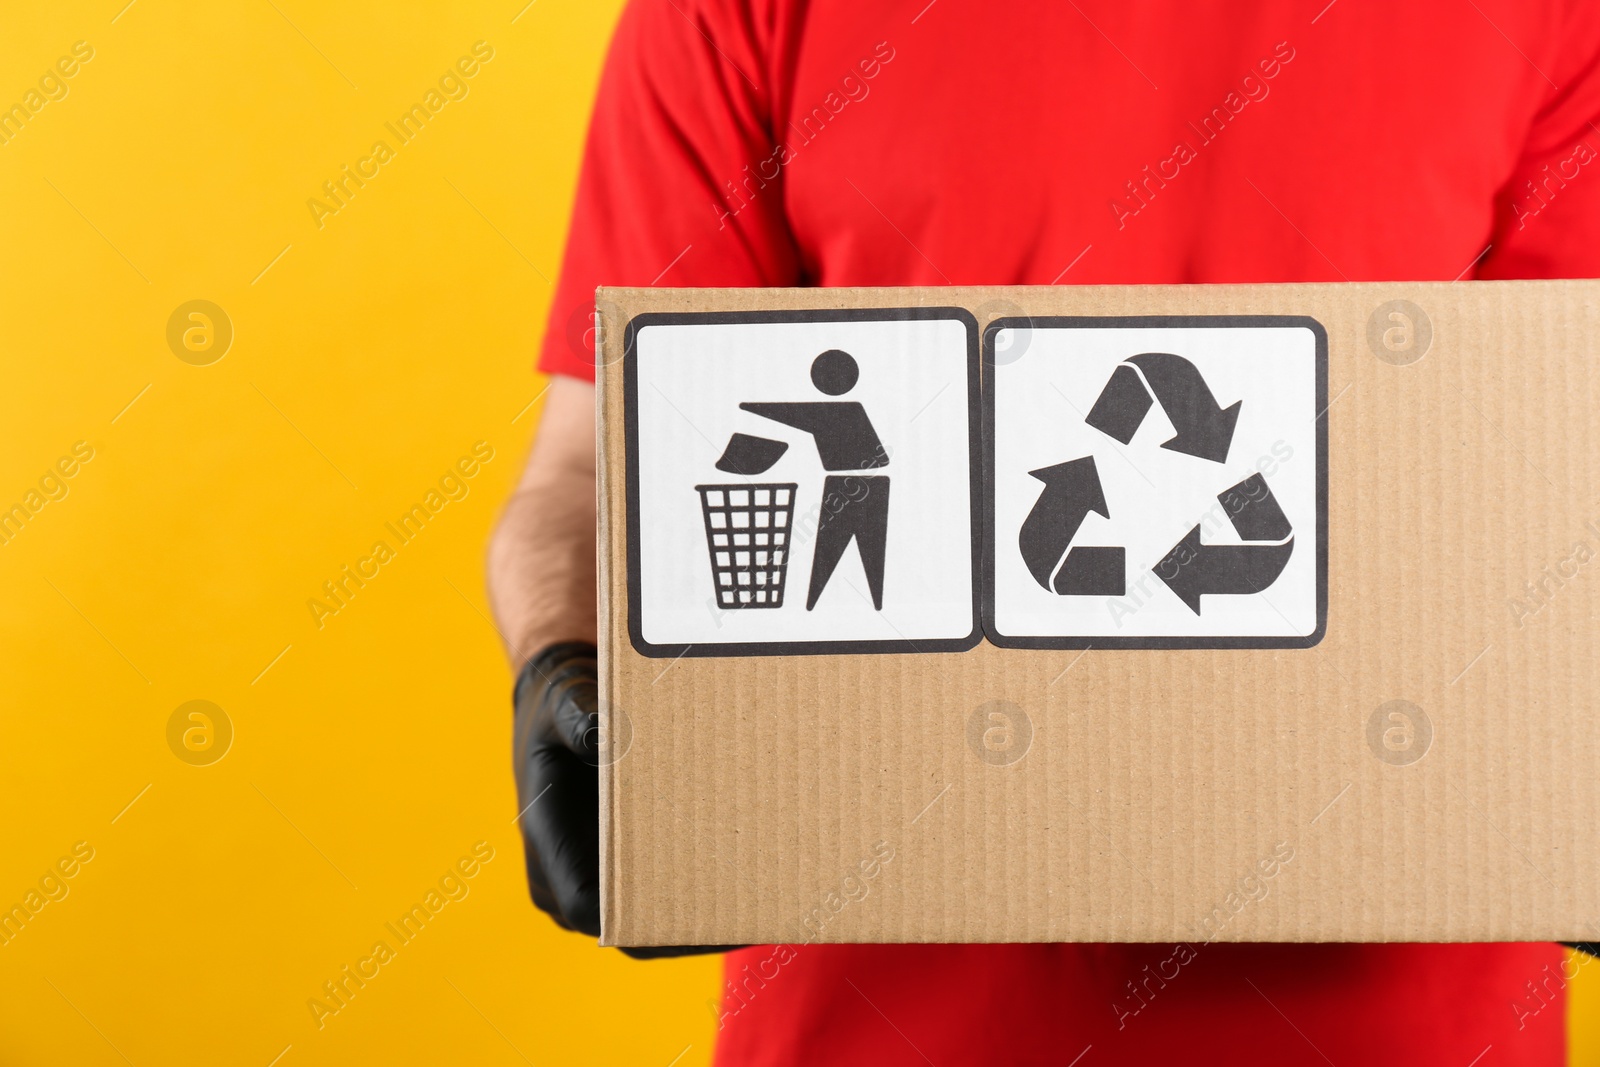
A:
489,1,1600,1062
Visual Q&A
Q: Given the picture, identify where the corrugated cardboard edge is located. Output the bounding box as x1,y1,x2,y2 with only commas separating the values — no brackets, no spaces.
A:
596,305,620,946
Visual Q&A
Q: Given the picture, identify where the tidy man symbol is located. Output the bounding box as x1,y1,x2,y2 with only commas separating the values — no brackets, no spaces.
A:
741,350,891,611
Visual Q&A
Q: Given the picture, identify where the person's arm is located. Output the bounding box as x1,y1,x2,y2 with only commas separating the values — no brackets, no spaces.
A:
485,376,603,938
1476,4,1600,280
487,375,597,666
739,401,829,434
488,378,739,956
490,0,802,948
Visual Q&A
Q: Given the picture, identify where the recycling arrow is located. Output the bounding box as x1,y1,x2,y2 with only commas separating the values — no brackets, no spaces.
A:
1086,352,1242,464
1019,457,1105,587
1153,473,1294,614
1018,456,1125,596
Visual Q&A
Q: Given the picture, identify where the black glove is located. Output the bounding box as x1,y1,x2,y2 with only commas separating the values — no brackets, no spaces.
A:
513,641,735,959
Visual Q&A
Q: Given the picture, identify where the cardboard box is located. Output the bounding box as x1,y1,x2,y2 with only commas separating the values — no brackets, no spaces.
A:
595,281,1600,947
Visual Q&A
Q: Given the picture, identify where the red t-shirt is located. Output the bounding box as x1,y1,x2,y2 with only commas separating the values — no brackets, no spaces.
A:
540,1,1600,1063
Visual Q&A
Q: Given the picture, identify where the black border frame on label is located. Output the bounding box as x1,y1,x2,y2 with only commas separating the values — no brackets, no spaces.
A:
980,315,1330,650
623,307,985,659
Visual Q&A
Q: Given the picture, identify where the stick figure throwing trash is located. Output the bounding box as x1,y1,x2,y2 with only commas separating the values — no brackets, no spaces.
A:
730,350,890,611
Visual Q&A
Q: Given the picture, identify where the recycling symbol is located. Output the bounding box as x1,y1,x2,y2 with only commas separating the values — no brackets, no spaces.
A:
1017,351,1294,614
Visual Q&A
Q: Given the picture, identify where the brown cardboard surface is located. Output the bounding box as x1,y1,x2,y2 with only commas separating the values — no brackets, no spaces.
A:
596,281,1600,946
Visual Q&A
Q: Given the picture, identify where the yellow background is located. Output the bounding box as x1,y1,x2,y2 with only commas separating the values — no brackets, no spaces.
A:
0,2,1593,1064
0,1,720,1064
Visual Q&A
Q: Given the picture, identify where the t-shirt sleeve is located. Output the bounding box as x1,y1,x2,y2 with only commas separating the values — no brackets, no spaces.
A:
1479,3,1600,280
537,0,802,381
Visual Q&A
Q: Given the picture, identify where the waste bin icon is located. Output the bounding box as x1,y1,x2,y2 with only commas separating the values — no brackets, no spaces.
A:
696,483,797,608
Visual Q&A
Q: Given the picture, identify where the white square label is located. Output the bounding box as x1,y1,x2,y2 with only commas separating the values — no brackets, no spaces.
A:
984,318,1327,648
624,310,981,656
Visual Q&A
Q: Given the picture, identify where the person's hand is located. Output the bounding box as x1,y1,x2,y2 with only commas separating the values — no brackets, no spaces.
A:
512,640,735,958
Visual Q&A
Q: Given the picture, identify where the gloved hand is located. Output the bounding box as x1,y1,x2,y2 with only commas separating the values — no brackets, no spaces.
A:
513,640,734,958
